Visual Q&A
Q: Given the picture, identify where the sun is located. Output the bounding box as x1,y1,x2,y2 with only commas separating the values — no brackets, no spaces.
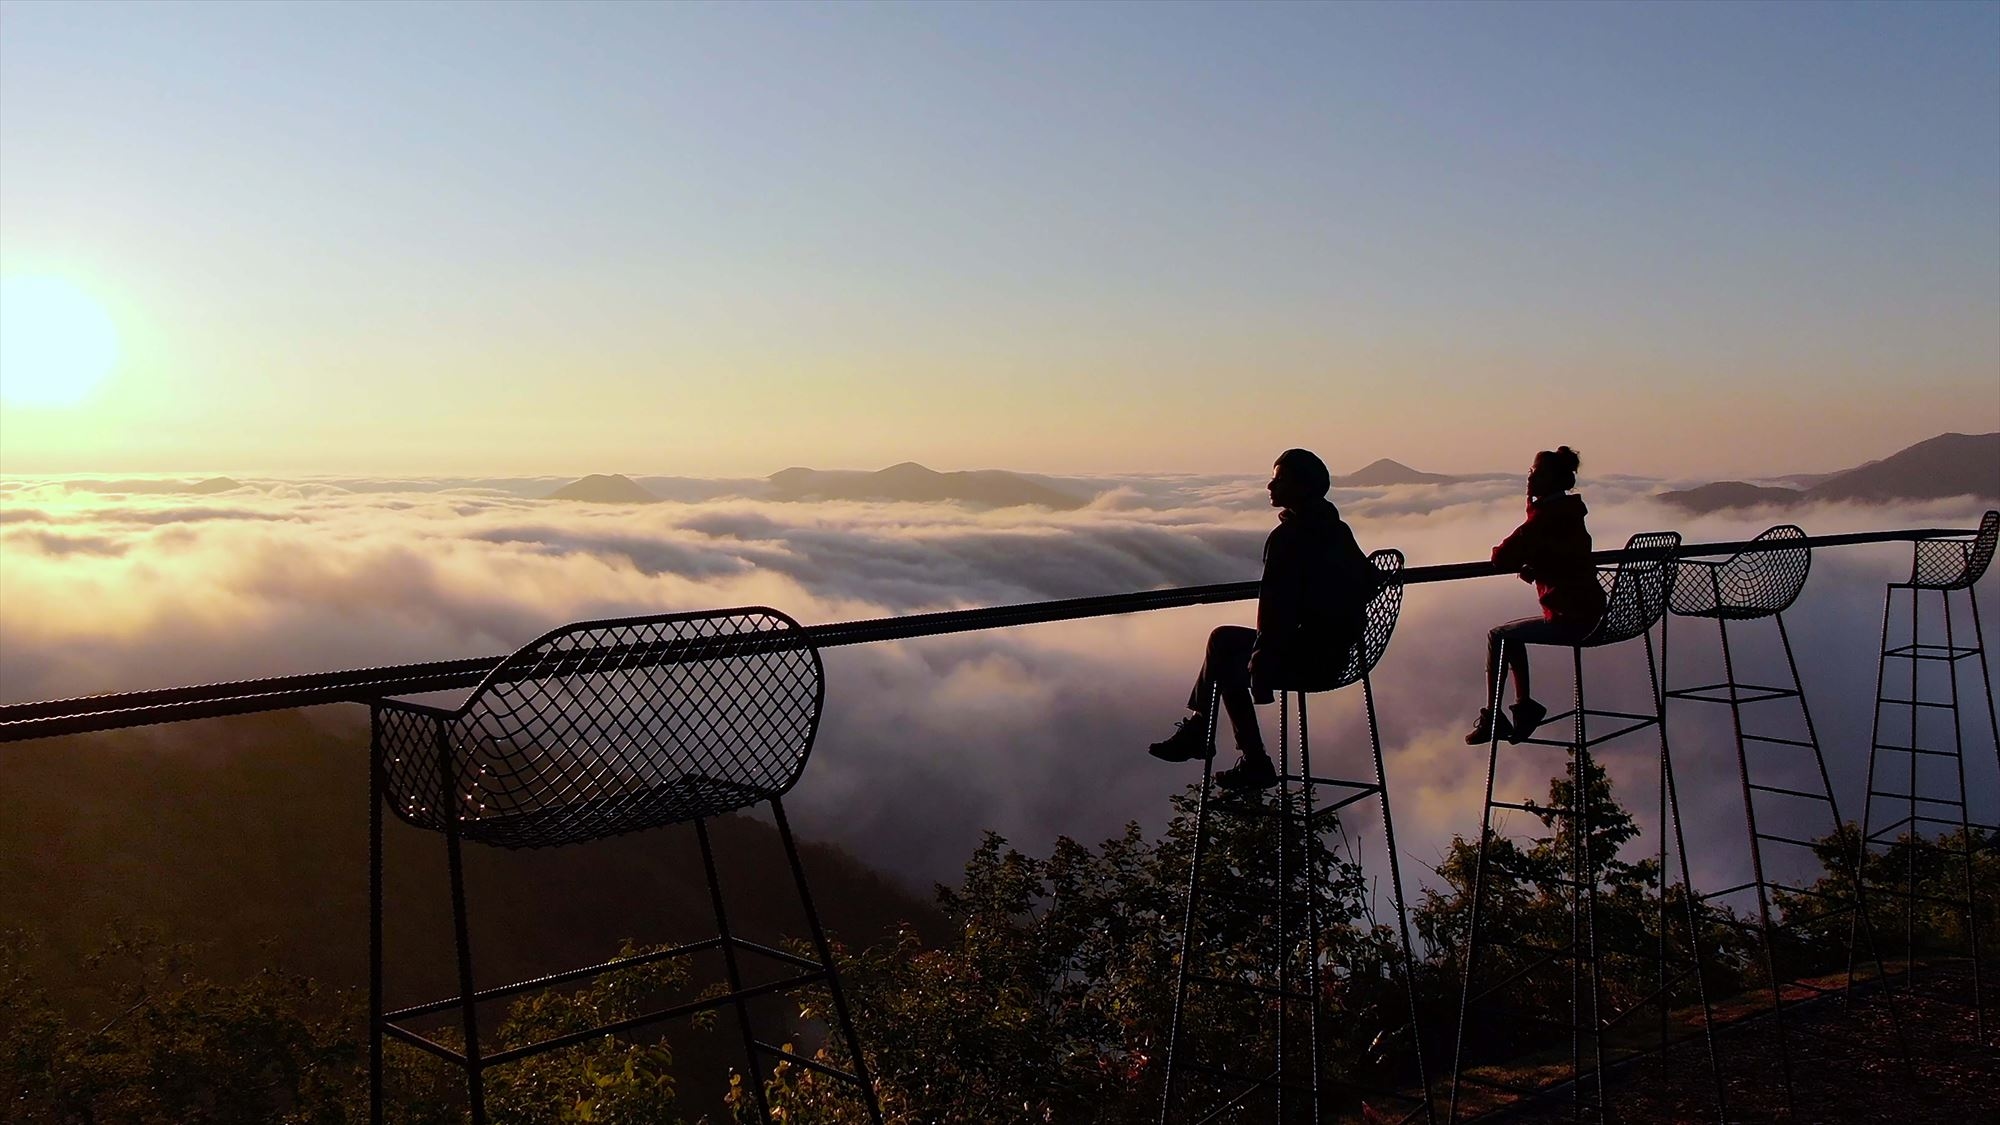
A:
0,276,121,408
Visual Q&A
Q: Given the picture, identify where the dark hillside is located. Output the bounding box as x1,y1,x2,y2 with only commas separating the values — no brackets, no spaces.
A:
0,709,941,1105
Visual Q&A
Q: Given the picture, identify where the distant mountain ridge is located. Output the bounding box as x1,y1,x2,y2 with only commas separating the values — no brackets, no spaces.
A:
546,473,660,503
768,462,1086,509
1659,433,2000,513
44,476,246,495
1331,458,1510,487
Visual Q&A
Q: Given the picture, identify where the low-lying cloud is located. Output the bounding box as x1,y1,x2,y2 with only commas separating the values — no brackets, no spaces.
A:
3,475,1994,923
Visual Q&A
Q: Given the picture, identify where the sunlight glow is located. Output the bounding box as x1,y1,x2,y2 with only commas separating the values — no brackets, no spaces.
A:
0,277,120,408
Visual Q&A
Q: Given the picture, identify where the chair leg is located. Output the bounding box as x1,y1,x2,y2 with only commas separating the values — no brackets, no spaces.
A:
770,798,885,1125
1297,692,1324,1118
1362,674,1435,1124
1570,645,1605,1121
1645,629,1726,1123
1274,693,1290,1123
442,818,485,1123
1944,592,1986,1043
695,817,773,1123
436,727,486,1125
1447,641,1511,1123
1852,587,1898,994
1906,590,1922,982
1715,613,1796,1113
1970,586,2000,794
368,722,386,1125
1161,688,1220,1125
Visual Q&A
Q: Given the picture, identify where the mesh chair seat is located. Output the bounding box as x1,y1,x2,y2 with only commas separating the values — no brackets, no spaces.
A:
439,774,774,851
1263,549,1405,693
1907,510,1999,590
372,608,820,850
1669,525,1810,620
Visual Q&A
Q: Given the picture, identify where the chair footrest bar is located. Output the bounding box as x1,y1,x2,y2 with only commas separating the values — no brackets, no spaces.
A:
1877,698,1955,708
751,1040,868,1086
1518,715,1659,749
1868,790,1965,806
1754,831,1824,850
1883,644,1980,661
1748,782,1832,801
381,1022,467,1066
1666,685,1799,705
385,937,725,1021
1742,733,1816,748
1871,743,1962,758
1489,799,1576,817
479,969,828,1067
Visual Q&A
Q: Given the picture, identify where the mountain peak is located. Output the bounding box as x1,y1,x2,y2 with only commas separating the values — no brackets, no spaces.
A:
1334,459,1457,486
546,473,659,503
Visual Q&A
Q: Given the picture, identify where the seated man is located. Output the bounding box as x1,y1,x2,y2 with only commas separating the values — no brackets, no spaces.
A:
1149,448,1376,790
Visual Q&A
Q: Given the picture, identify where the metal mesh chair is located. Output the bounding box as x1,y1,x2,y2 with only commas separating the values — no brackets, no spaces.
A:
1662,524,1898,1117
367,607,881,1124
1855,509,2000,1048
1161,550,1434,1125
1909,509,1999,591
1451,531,1726,1123
1669,524,1811,620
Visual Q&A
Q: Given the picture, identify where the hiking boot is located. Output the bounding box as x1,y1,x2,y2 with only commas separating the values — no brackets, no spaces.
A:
1215,752,1278,792
1508,699,1548,744
1148,715,1215,762
1464,707,1514,745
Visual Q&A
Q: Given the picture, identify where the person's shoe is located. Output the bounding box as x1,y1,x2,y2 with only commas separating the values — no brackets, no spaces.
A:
1148,715,1215,762
1215,752,1278,792
1464,708,1514,745
1508,699,1548,744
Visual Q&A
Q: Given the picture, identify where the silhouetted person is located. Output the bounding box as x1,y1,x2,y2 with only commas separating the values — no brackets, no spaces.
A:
1150,449,1375,790
1466,446,1606,744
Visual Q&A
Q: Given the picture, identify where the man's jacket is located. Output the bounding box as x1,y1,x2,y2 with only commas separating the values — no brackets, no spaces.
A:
1253,498,1375,693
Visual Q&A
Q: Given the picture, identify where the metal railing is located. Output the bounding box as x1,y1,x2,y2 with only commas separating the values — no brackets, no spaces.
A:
0,525,1974,744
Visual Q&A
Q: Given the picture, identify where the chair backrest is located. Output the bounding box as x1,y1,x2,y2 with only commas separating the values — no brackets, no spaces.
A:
1583,532,1680,646
1670,524,1811,618
1912,509,1999,590
1328,549,1406,689
377,607,821,848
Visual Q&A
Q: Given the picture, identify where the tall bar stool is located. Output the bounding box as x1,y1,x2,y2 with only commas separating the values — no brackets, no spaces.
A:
1663,524,1899,1116
1854,509,1999,1044
1450,532,1723,1124
367,607,882,1125
1160,549,1433,1125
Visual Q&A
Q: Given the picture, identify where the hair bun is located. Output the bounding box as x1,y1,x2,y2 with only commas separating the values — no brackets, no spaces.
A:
1553,446,1580,474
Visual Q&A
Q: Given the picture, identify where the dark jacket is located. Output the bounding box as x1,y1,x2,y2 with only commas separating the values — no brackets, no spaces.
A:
1491,493,1607,625
1253,498,1375,692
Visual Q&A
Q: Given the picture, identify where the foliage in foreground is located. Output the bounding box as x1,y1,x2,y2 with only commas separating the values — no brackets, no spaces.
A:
6,767,1989,1123
0,926,689,1125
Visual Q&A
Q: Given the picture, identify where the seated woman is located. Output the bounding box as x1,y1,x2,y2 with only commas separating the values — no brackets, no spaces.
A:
1467,446,1606,744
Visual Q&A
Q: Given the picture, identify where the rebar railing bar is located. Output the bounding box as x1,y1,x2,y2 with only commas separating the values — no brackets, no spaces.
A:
0,526,1975,744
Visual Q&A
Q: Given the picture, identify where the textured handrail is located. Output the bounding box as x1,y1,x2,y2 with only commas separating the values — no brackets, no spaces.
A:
0,525,1975,744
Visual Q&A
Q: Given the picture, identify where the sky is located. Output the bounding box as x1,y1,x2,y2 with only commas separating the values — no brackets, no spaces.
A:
0,1,1995,478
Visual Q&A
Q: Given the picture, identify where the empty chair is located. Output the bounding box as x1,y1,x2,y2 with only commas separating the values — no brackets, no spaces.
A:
367,607,881,1124
1451,532,1723,1123
1159,549,1433,1125
1664,524,1895,1117
1855,509,2000,1045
